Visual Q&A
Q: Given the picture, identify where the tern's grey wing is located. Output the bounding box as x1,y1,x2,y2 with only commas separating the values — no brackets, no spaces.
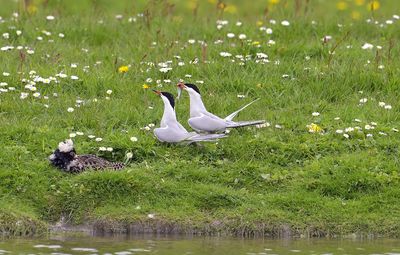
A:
203,110,225,121
188,113,227,133
176,121,189,133
226,120,265,128
154,126,192,143
186,133,227,142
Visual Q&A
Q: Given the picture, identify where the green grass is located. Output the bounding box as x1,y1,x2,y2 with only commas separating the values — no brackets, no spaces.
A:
1,0,400,237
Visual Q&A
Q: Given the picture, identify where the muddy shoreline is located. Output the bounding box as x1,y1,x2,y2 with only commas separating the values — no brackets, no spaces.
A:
45,220,383,239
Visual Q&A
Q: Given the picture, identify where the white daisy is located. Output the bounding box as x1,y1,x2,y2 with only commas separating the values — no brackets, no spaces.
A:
220,52,232,57
361,43,374,50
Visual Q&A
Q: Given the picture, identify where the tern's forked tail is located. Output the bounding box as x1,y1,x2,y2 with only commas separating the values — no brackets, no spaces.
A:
187,133,227,142
226,120,265,128
224,98,260,121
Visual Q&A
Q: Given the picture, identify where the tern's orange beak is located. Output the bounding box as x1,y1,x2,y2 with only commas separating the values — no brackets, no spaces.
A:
152,90,161,95
177,82,185,89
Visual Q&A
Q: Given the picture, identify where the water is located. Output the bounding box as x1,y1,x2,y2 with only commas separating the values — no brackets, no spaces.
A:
1,235,400,255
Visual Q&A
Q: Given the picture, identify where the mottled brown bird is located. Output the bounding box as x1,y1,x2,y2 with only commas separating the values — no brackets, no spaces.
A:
49,139,124,173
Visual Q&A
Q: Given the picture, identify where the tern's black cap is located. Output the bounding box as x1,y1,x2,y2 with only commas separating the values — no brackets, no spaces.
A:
161,91,175,109
184,83,201,95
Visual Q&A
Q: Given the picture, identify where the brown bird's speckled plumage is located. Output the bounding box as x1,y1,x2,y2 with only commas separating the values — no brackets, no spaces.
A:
67,154,125,173
49,139,124,173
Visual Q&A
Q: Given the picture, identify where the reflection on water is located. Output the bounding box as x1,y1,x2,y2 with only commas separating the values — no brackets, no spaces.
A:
1,234,400,255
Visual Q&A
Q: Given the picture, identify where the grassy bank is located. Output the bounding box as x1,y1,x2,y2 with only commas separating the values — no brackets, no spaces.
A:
1,0,400,237
0,198,47,236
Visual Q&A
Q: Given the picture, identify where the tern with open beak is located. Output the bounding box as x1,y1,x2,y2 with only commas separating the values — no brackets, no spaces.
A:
152,90,226,143
177,82,265,133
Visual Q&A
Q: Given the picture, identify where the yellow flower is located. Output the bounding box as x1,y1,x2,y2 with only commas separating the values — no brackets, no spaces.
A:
186,0,197,10
118,65,129,73
142,84,150,89
217,2,226,10
307,123,323,133
354,0,365,6
367,1,380,11
27,4,38,15
256,20,263,26
252,41,260,45
269,0,280,4
336,1,348,10
352,11,361,19
225,5,237,14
